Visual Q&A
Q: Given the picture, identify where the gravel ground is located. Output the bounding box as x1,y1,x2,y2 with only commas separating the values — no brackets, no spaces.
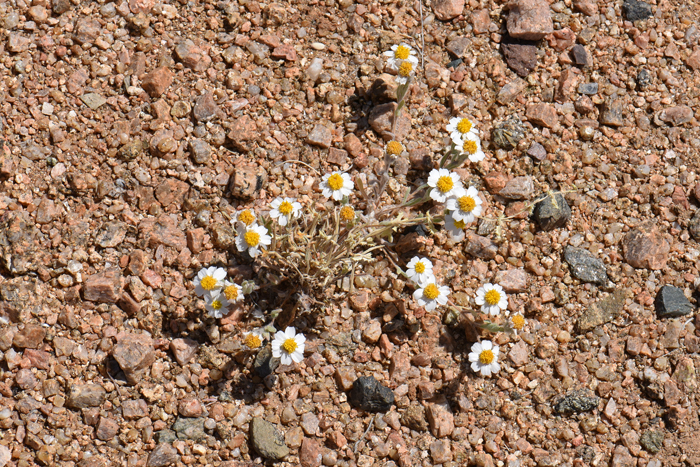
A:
1,0,700,466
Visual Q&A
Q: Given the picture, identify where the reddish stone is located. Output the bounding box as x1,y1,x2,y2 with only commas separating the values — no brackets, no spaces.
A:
24,349,51,370
141,269,162,288
271,44,297,61
154,178,190,207
426,400,454,438
174,40,211,71
139,215,187,250
573,0,598,15
13,324,46,349
494,269,528,293
122,399,149,420
526,103,558,128
112,333,155,385
141,66,173,98
96,417,119,441
471,9,493,34
83,268,123,304
300,438,322,467
548,28,575,51
432,0,465,20
556,67,581,102
622,221,670,270
178,398,204,418
170,338,198,365
507,0,553,40
186,229,205,254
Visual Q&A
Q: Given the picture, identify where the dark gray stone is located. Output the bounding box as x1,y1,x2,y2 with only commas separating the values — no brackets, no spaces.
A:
690,210,700,241
571,44,590,67
623,0,653,21
553,389,599,414
501,41,538,77
254,346,280,378
563,247,608,285
636,69,652,89
348,376,394,412
192,92,222,122
532,193,571,231
639,430,664,454
578,82,598,95
189,138,212,165
154,429,177,444
172,417,205,441
250,417,289,460
655,285,694,318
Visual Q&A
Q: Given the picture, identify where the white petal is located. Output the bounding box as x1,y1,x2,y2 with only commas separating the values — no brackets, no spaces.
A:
280,353,292,366
481,340,492,351
295,334,306,345
471,361,480,372
468,352,479,363
291,350,304,363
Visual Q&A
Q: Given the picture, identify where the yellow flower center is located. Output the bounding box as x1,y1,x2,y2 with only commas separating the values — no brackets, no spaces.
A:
278,200,293,216
394,45,410,60
414,262,425,274
457,118,473,134
463,140,477,155
224,285,238,301
211,299,223,310
511,314,525,331
340,205,355,221
238,210,255,226
436,175,454,193
453,219,466,230
282,338,298,354
479,349,495,365
244,333,261,349
386,140,403,155
244,231,260,247
200,276,218,291
484,289,501,306
327,173,344,191
458,196,476,213
398,61,413,77
423,283,439,300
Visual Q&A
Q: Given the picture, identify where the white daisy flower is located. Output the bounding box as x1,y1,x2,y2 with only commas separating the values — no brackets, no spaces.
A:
509,313,526,335
444,212,467,242
445,186,483,224
235,223,271,258
235,209,257,227
427,168,463,202
222,280,243,303
446,116,478,143
269,197,302,227
456,132,485,163
475,283,508,316
406,256,435,285
413,279,450,312
396,60,414,85
243,329,264,349
271,326,306,365
321,171,354,201
469,340,501,377
204,291,230,319
193,266,226,297
383,43,419,69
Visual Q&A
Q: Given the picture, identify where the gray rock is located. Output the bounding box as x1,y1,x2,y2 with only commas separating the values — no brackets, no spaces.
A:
532,193,571,231
689,210,700,241
96,222,127,248
563,247,608,285
639,430,664,454
189,138,212,165
147,443,180,467
578,82,598,95
655,286,694,318
348,376,394,412
526,142,547,160
172,417,206,441
305,58,324,83
250,417,289,460
254,346,280,378
636,69,652,89
499,176,534,200
553,389,599,414
571,44,590,67
154,429,177,444
192,93,222,122
67,383,106,409
306,124,333,149
623,0,652,21
80,93,107,110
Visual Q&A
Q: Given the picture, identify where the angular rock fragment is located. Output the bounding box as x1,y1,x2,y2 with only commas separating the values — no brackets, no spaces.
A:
553,389,599,414
348,376,394,412
563,247,608,285
532,192,571,231
112,333,156,385
655,286,694,318
250,417,289,460
507,0,553,40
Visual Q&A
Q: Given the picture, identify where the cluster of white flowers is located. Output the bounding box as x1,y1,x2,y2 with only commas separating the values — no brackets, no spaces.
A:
233,209,271,258
384,43,418,85
193,266,244,319
405,256,450,312
427,168,483,242
320,170,357,220
446,116,485,163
